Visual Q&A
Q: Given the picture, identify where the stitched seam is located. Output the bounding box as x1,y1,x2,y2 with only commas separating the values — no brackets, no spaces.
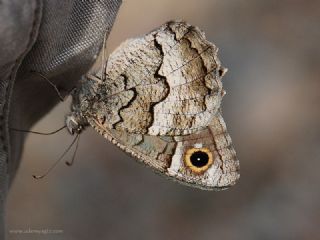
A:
3,0,42,164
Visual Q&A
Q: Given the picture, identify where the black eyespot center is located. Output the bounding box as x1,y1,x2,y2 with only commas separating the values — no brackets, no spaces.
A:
184,147,213,173
190,151,209,168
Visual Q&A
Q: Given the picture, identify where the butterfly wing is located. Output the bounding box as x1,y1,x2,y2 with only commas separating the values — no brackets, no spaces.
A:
89,20,225,136
88,111,239,190
71,21,239,190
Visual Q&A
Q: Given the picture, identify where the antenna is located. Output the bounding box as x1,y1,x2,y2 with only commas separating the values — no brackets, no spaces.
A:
101,30,109,82
33,134,79,179
10,125,66,135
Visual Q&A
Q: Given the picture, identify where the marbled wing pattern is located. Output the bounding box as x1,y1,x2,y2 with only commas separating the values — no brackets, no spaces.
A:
69,21,239,190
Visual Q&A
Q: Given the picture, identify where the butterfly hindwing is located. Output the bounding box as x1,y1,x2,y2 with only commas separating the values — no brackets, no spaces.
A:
88,111,239,190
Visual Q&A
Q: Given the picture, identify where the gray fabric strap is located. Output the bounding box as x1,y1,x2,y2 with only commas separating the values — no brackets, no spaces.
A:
0,0,42,237
0,0,122,238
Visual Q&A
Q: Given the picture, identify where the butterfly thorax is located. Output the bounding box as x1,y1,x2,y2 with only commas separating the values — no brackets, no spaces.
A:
65,76,100,135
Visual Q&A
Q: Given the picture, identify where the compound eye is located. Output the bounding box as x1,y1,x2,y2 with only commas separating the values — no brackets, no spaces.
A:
184,148,213,174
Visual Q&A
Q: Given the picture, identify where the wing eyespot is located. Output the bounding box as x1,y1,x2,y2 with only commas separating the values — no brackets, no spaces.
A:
184,147,213,174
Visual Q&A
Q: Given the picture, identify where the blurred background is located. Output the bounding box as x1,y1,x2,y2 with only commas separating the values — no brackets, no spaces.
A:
6,0,320,239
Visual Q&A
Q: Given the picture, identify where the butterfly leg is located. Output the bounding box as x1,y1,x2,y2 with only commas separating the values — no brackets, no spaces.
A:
30,70,67,101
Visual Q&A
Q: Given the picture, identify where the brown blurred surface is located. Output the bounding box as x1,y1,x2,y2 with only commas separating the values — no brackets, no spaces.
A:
6,0,320,239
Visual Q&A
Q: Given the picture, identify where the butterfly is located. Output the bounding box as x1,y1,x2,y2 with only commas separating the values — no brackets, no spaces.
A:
66,20,239,190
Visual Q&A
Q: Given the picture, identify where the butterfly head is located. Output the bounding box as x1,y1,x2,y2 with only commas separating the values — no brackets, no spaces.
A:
65,113,87,135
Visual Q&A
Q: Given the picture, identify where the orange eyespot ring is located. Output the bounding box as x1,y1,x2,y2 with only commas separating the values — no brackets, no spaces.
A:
184,147,213,174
